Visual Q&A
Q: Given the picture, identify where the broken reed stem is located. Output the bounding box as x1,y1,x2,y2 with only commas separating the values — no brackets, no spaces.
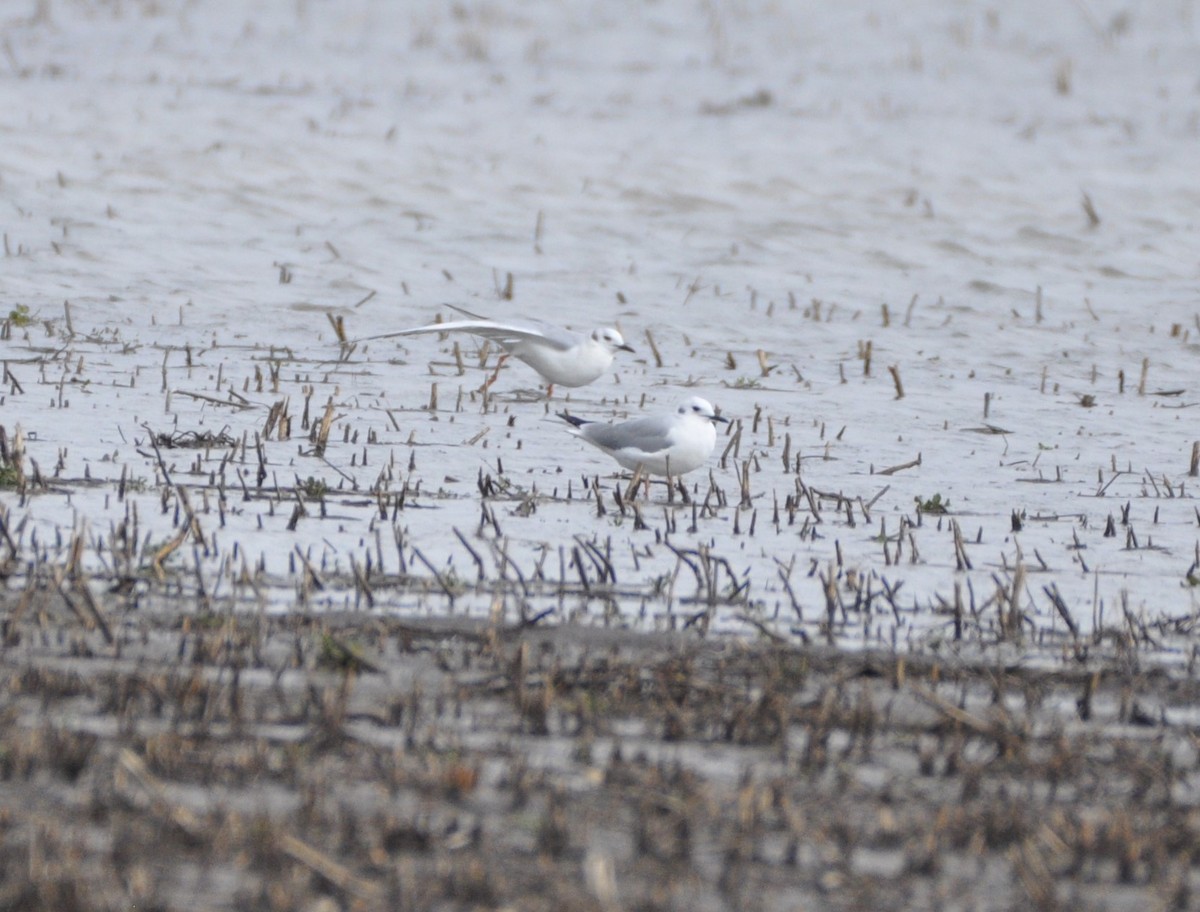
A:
263,399,290,440
53,535,114,644
410,546,455,603
756,349,772,377
592,476,607,517
278,833,383,902
1005,562,1026,641
623,465,645,504
313,397,336,456
292,545,324,590
0,425,26,490
3,363,25,394
644,329,663,368
951,519,972,571
909,685,1019,748
1137,357,1148,395
325,312,346,343
877,453,921,476
887,364,904,399
350,554,375,608
1043,583,1079,639
719,420,742,467
116,749,205,839
776,565,802,621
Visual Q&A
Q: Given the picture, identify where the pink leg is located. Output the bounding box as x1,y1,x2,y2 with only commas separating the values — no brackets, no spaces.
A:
483,353,509,391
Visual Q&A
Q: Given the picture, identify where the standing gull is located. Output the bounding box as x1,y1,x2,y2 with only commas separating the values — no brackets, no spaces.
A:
358,304,633,394
559,396,729,477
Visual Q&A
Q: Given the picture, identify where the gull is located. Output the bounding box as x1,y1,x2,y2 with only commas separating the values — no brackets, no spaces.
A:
358,304,633,394
559,396,730,477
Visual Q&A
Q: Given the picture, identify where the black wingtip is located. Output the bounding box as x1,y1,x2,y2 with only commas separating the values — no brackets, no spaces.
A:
442,301,489,321
557,410,589,429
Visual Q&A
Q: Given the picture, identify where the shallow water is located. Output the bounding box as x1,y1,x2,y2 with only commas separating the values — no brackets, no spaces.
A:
2,0,1199,651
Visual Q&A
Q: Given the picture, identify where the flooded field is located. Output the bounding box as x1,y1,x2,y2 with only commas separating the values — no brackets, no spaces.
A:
2,0,1200,908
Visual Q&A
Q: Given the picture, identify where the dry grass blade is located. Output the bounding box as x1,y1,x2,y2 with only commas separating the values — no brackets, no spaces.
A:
174,389,257,410
116,749,205,839
278,833,384,902
909,683,1025,753
152,517,197,580
877,453,921,476
143,436,205,580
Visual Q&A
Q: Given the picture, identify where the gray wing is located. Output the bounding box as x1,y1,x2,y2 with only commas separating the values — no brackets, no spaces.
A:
582,415,674,453
443,304,580,348
358,318,579,351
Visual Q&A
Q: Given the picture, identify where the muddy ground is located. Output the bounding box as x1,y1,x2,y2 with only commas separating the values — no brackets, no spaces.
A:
2,576,1198,912
4,3,1200,909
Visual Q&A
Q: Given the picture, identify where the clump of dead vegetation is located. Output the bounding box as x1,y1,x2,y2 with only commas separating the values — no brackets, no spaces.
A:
2,584,1198,911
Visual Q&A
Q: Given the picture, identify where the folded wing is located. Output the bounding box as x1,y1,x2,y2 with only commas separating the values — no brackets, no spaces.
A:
582,415,675,455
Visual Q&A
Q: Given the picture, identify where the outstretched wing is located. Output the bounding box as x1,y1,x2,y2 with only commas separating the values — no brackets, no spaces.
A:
357,318,579,352
356,299,586,352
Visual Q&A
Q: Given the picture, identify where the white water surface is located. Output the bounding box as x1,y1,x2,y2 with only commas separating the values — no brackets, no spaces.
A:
2,1,1199,652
